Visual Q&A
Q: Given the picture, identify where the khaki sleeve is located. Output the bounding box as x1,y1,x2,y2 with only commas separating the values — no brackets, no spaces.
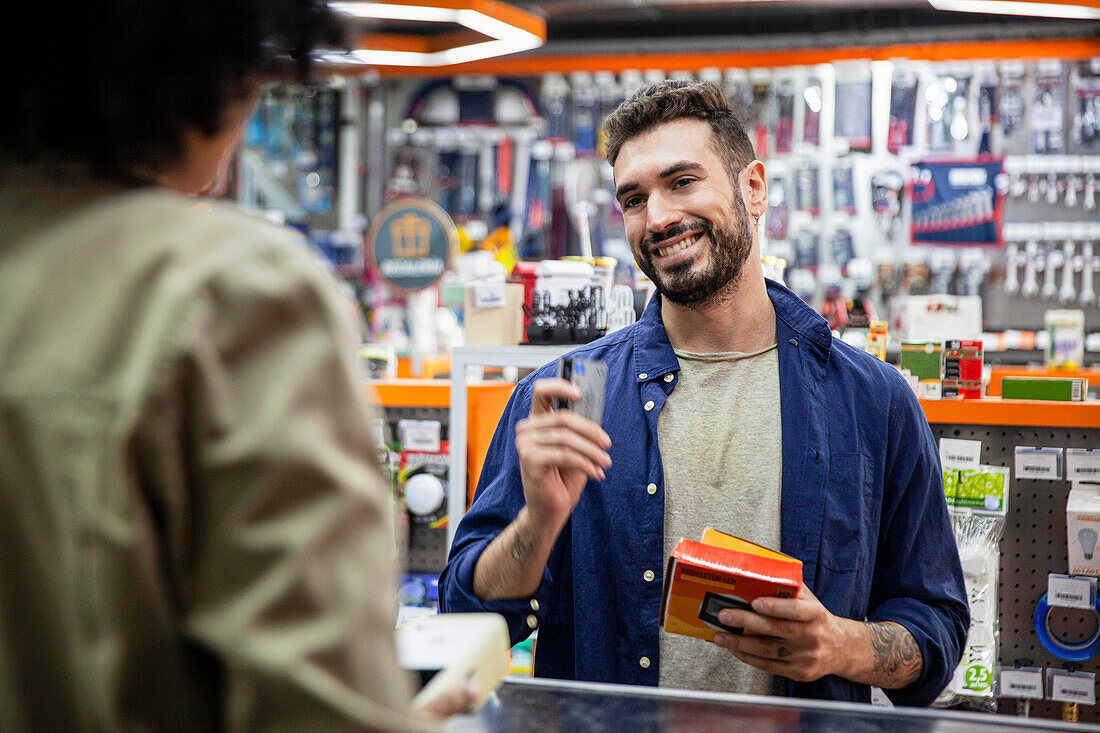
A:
163,241,436,732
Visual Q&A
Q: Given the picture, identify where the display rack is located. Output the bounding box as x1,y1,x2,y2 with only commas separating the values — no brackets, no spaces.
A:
923,400,1100,723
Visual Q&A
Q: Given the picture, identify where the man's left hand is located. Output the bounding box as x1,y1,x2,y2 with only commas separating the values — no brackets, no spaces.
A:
713,583,855,683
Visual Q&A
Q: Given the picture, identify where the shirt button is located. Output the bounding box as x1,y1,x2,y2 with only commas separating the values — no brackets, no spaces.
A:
526,615,539,629
644,400,655,411
643,570,655,582
646,483,657,495
530,599,540,611
639,656,651,669
663,373,674,383
638,372,648,380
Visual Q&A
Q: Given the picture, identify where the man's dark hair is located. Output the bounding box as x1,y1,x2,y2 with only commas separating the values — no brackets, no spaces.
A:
604,80,756,180
3,0,344,179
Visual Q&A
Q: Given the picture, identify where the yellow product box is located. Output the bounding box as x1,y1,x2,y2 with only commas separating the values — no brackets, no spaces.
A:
659,528,803,642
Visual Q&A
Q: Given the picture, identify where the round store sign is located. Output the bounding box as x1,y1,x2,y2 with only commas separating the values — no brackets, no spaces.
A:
368,198,456,291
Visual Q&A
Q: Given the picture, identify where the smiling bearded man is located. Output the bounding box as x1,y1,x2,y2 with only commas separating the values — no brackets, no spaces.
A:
440,79,968,709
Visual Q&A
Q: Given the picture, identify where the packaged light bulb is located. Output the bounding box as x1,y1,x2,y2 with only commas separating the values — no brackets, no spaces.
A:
1067,487,1100,576
935,511,1003,711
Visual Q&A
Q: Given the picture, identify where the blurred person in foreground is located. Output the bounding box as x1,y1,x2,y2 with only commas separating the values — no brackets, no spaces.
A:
0,2,469,729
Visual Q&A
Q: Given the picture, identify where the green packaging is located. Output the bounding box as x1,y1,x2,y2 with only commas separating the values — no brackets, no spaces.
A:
944,466,1010,514
1001,376,1086,402
900,341,943,382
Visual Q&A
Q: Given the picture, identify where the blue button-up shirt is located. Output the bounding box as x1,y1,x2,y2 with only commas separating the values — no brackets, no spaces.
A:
440,279,968,707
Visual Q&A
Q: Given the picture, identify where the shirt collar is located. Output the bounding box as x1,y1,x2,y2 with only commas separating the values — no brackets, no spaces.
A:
631,278,832,379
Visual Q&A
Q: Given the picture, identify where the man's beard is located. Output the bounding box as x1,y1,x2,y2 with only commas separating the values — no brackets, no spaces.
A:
635,198,754,308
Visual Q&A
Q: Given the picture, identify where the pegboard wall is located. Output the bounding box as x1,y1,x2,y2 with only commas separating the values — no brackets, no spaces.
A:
929,422,1100,723
381,405,450,574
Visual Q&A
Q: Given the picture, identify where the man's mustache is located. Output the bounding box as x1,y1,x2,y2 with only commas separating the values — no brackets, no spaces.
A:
641,220,710,250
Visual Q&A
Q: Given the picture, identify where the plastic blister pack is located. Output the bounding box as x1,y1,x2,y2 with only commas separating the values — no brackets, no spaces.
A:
935,511,1004,712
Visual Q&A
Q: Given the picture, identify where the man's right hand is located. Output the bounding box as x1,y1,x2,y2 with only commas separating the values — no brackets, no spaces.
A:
472,377,611,601
515,378,613,533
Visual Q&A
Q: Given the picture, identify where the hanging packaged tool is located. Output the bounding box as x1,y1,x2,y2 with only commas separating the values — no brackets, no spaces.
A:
1070,59,1100,152
795,160,821,216
1032,60,1067,155
910,157,1006,246
766,168,790,242
888,65,919,154
542,73,571,142
570,72,598,155
749,71,774,159
775,77,795,155
802,74,823,147
834,65,873,152
724,69,756,133
998,61,1029,155
832,160,857,215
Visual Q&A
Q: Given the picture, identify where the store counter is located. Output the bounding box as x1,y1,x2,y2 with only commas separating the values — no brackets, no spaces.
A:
448,677,1097,732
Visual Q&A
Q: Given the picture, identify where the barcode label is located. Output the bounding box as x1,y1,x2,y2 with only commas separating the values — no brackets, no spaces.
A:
1068,451,1100,481
1016,447,1061,480
1050,673,1097,705
1001,669,1044,699
940,438,981,469
1049,575,1095,610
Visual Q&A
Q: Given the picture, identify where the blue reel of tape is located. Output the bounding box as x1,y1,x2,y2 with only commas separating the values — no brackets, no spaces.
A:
1033,593,1100,662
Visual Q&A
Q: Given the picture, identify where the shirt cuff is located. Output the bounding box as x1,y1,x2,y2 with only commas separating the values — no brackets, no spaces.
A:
868,597,963,707
439,535,555,647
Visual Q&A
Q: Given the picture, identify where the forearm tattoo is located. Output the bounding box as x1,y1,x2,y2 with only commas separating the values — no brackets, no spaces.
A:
865,622,923,687
510,529,533,563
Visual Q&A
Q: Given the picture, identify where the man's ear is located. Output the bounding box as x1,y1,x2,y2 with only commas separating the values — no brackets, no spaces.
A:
741,160,768,218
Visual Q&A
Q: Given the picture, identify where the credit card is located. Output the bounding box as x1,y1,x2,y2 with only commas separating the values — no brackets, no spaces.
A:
554,357,607,425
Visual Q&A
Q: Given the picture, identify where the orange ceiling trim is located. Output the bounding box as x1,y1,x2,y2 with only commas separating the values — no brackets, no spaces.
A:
356,29,487,54
367,35,1100,77
352,0,546,38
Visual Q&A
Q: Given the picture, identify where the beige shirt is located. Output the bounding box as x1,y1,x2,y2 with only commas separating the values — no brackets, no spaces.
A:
657,344,784,696
0,160,431,732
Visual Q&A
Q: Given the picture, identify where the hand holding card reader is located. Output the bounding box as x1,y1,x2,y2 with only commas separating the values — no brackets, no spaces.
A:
554,357,608,425
699,592,753,634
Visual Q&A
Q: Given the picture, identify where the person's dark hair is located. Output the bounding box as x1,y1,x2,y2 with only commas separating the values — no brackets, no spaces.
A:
3,0,344,179
604,80,756,180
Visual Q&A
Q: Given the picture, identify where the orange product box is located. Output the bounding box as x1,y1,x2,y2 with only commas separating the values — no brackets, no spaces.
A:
659,528,803,643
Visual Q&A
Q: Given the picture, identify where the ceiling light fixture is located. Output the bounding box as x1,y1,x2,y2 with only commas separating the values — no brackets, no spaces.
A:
928,0,1100,19
321,0,546,67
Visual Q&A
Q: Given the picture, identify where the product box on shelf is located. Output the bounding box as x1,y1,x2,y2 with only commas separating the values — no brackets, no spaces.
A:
1001,376,1087,402
899,341,943,382
1067,487,1100,577
659,528,802,643
943,339,983,399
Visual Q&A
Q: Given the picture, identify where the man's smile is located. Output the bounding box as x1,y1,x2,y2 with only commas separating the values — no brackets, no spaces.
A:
653,232,702,259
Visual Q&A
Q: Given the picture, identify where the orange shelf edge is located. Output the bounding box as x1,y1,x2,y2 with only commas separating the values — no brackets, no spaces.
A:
370,36,1100,78
987,366,1100,396
920,397,1100,428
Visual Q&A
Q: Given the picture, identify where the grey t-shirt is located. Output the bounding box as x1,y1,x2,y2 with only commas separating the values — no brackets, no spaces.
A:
657,344,784,696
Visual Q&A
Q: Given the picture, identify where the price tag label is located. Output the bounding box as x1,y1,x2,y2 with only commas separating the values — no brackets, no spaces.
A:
1000,669,1044,700
1015,448,1061,480
398,419,442,453
940,438,982,470
473,281,506,310
1048,574,1097,610
1049,672,1097,705
1068,451,1100,481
